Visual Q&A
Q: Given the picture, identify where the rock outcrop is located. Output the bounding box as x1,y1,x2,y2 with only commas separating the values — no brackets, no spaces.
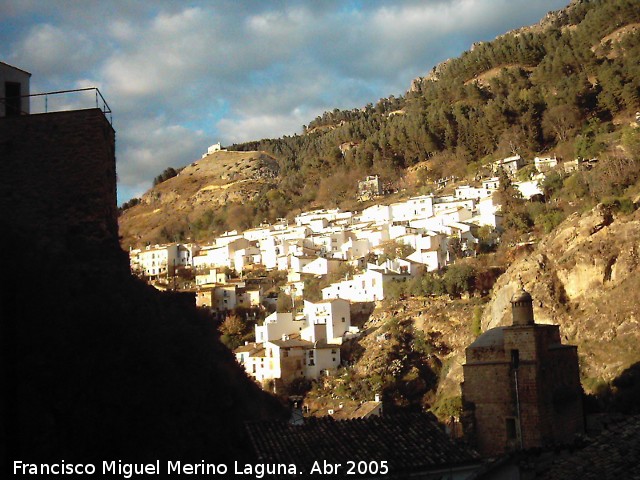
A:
483,204,640,385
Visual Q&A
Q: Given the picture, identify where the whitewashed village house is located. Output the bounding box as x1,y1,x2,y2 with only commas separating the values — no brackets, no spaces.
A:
235,299,354,390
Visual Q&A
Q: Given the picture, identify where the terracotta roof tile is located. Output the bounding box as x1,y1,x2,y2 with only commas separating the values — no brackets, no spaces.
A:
245,412,480,478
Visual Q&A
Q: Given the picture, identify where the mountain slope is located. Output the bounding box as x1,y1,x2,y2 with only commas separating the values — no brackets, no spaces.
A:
121,0,640,245
119,150,279,247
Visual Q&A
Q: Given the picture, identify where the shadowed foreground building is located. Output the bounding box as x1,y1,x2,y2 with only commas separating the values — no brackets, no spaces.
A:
0,63,285,465
461,289,584,457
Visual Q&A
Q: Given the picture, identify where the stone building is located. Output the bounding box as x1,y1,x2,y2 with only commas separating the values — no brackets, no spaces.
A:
461,288,584,457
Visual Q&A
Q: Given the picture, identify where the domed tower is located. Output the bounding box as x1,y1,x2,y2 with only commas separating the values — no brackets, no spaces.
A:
510,288,534,326
461,287,584,457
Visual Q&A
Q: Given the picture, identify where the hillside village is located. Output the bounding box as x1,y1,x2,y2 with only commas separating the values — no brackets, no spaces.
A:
129,153,569,392
6,0,640,476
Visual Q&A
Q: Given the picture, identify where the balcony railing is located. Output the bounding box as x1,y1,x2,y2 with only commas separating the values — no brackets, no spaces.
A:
1,87,112,124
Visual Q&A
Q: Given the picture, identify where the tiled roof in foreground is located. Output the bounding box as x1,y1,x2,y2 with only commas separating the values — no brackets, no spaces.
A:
536,414,640,480
245,412,480,478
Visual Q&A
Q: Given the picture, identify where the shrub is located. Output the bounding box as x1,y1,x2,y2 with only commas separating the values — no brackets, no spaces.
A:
443,263,476,298
602,196,636,215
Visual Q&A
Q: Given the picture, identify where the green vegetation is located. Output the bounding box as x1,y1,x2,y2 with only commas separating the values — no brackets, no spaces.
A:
431,395,463,420
471,306,483,338
152,166,182,186
309,316,440,411
118,196,141,214
387,259,503,301
225,0,639,206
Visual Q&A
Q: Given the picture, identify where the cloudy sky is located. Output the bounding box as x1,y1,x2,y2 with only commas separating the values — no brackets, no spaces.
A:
1,0,569,204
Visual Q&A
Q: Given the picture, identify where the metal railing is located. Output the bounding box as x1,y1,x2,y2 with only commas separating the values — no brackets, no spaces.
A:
0,87,112,124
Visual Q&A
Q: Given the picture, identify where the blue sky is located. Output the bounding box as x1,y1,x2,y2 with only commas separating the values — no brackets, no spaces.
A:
0,0,570,204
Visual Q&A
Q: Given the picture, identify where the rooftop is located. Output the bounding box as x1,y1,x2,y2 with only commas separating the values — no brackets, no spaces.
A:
246,412,480,477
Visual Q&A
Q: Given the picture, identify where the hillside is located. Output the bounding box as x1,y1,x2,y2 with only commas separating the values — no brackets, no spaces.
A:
302,199,640,420
119,150,279,247
109,0,640,427
121,0,640,246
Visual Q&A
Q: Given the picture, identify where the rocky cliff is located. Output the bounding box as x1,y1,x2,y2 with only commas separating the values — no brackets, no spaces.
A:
482,203,640,387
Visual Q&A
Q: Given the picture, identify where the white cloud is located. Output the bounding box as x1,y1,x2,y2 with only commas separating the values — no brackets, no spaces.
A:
14,23,99,78
116,117,207,189
216,112,307,145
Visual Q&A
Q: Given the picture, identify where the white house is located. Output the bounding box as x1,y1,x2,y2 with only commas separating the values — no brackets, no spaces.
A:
243,225,274,242
339,237,371,261
236,298,353,389
134,244,181,279
301,257,345,277
255,312,305,343
321,268,410,302
306,230,350,256
514,179,544,199
202,142,224,158
454,185,493,201
193,238,252,271
352,224,390,248
494,154,525,176
295,208,353,226
473,195,502,229
195,268,228,286
290,254,316,274
389,195,434,222
301,298,351,344
534,156,558,173
237,334,341,388
433,197,475,215
236,287,263,309
482,177,500,190
407,248,445,272
358,204,392,224
1,62,31,117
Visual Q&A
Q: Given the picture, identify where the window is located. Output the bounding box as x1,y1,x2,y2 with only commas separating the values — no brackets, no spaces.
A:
511,349,520,369
506,418,518,440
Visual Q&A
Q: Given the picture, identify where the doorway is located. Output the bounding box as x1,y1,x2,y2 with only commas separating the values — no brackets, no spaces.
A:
4,82,22,117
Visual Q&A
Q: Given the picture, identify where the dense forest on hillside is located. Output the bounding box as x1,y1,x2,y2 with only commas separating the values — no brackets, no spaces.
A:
131,0,640,241
223,0,639,214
